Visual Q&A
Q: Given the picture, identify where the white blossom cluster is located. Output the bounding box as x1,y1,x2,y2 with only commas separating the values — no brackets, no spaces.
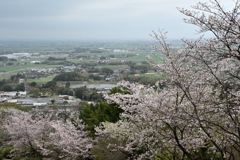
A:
1,108,93,159
97,0,240,159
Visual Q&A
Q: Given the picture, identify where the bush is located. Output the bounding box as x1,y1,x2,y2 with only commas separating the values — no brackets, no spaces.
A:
12,157,41,160
0,103,30,111
91,135,128,160
53,72,84,81
79,100,123,137
1,146,14,158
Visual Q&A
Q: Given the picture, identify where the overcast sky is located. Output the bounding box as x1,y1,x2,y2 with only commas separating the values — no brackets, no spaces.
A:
0,0,232,40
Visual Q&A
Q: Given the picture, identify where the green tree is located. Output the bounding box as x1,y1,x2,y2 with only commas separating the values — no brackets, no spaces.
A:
1,84,12,92
42,80,57,88
53,72,84,81
109,87,130,95
10,74,25,83
85,94,90,101
89,74,100,81
79,101,123,137
100,56,106,60
0,80,6,89
0,103,29,111
65,81,70,88
29,88,40,98
79,101,88,108
29,82,37,87
0,56,8,61
62,88,73,96
75,88,84,99
63,100,68,106
101,68,113,75
15,83,25,91
40,88,52,97
50,99,55,105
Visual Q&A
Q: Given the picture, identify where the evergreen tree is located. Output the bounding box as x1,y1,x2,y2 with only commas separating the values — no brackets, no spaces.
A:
79,100,123,137
15,83,25,91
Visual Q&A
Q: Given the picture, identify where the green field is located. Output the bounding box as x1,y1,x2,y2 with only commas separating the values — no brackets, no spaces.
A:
0,40,168,82
129,73,160,78
76,51,165,63
28,75,56,83
0,59,61,73
97,65,128,69
0,75,11,79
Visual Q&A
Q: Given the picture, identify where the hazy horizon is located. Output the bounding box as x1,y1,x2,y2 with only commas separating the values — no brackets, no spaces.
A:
0,0,232,41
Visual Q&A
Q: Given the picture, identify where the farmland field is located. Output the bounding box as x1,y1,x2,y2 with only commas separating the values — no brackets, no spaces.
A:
0,63,61,72
0,40,180,81
131,73,160,78
97,65,128,69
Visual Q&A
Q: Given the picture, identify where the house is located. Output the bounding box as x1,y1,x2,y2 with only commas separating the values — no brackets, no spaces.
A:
1,53,31,60
59,95,69,100
48,54,68,59
25,72,42,78
33,103,47,107
0,91,27,98
19,79,25,84
105,78,111,81
63,66,76,72
113,69,121,74
98,75,105,81
114,49,122,53
31,61,41,64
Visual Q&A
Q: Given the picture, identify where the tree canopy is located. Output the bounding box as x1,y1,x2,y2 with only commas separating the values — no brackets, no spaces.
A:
96,0,240,159
53,72,84,81
79,100,123,137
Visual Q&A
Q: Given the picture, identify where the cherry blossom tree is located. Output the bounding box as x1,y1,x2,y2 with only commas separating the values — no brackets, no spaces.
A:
1,108,93,159
97,0,240,159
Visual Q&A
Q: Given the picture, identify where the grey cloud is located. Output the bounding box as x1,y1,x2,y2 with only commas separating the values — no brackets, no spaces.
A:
0,0,231,40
